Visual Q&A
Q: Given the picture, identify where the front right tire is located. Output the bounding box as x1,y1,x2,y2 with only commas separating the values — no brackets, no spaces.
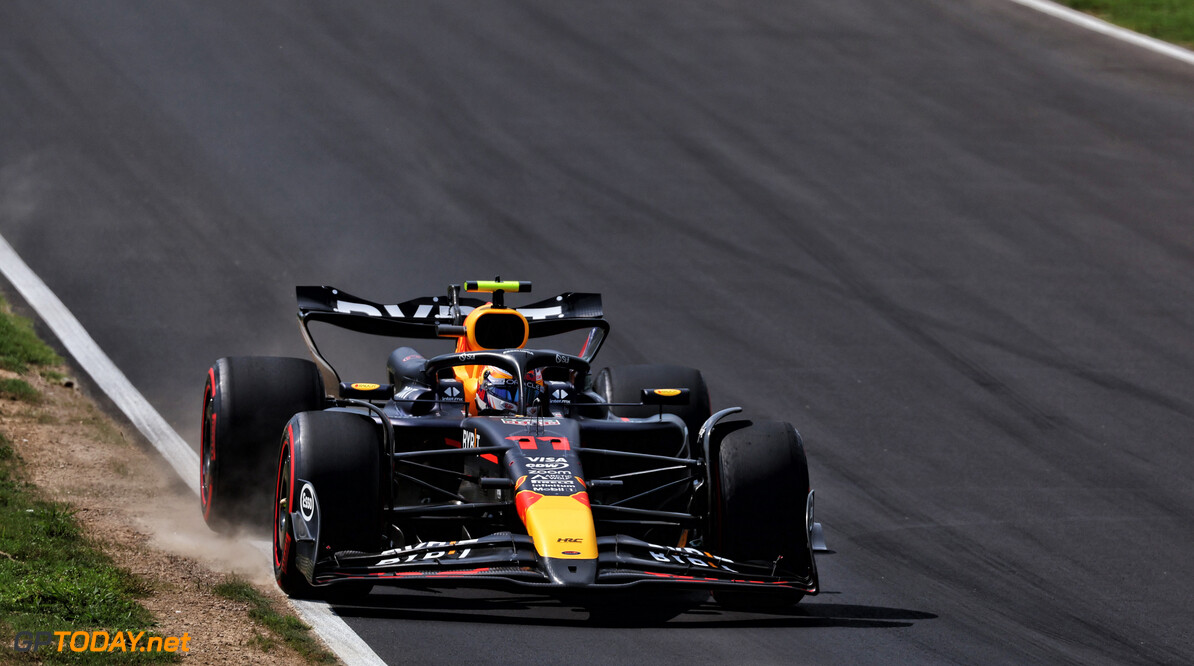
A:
200,356,324,533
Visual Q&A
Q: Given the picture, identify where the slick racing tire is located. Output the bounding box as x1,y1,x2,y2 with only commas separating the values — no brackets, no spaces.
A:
709,420,810,610
593,364,712,447
200,356,324,534
274,410,381,599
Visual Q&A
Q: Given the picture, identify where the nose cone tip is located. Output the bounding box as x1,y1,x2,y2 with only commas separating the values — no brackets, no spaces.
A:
542,557,598,586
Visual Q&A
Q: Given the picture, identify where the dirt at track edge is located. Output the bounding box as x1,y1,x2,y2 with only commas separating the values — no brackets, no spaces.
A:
0,368,337,665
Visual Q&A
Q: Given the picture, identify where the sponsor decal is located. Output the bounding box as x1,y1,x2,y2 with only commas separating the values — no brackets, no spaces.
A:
396,386,423,401
524,457,578,492
653,388,682,397
413,304,436,319
385,303,474,319
500,418,560,426
645,544,738,572
334,300,382,316
299,483,316,521
518,305,564,320
350,382,381,391
555,353,568,364
462,429,478,448
402,354,424,362
527,473,577,493
526,456,567,464
459,353,476,362
557,538,583,543
375,540,474,566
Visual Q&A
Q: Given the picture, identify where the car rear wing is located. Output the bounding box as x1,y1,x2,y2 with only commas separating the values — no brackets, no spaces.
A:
296,286,609,391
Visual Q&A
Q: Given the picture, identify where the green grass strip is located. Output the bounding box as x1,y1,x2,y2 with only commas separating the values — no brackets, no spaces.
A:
212,578,336,664
0,436,177,663
1057,0,1194,47
0,295,61,375
0,378,40,403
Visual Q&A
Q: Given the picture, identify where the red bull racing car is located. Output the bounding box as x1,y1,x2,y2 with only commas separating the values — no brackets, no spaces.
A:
199,280,826,609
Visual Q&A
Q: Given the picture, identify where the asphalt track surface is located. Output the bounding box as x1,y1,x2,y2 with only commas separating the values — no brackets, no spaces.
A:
3,1,1193,663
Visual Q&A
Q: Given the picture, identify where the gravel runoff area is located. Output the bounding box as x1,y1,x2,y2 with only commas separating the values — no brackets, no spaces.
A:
0,366,336,665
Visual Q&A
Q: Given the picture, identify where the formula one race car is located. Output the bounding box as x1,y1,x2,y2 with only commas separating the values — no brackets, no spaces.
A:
200,280,826,609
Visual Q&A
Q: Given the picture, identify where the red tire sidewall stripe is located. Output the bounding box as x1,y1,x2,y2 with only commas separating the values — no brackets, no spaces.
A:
275,422,295,570
200,369,216,520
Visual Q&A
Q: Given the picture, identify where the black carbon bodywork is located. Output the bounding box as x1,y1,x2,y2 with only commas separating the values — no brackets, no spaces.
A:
262,284,822,603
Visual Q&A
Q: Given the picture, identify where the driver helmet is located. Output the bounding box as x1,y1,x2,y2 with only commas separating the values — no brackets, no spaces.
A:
475,367,545,415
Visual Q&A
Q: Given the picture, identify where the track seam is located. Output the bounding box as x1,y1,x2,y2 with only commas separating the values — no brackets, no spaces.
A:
0,234,387,666
1006,0,1194,66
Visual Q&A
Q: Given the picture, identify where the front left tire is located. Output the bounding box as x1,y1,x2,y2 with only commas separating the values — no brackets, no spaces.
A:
708,419,812,610
273,410,381,598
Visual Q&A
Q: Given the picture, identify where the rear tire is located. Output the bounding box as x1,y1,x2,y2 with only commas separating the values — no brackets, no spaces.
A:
200,357,324,533
593,364,712,447
273,410,381,599
709,420,810,610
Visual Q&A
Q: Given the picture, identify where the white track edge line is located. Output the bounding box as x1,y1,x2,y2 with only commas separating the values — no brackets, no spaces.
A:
248,539,389,666
1006,0,1194,66
0,235,199,491
0,234,386,666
